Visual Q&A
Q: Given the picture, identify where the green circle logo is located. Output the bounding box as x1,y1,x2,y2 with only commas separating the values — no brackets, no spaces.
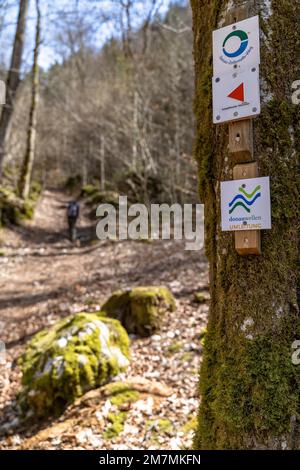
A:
223,30,249,58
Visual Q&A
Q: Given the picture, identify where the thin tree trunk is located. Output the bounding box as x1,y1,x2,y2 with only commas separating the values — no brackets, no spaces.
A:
190,0,300,449
19,0,41,200
82,154,87,187
100,136,105,191
132,90,139,171
0,0,29,174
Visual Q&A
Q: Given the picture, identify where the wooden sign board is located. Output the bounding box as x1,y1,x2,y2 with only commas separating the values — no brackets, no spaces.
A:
228,119,253,162
232,163,260,255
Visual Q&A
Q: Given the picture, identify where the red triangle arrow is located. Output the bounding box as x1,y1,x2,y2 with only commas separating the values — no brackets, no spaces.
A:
228,83,245,102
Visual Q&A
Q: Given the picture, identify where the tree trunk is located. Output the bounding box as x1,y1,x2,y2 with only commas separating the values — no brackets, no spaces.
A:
132,90,139,171
100,136,106,191
0,0,29,174
19,0,41,200
190,0,300,449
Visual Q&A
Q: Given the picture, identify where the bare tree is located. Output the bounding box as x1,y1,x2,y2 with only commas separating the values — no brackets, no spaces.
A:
0,0,29,175
19,0,41,199
18,2,195,203
100,136,106,191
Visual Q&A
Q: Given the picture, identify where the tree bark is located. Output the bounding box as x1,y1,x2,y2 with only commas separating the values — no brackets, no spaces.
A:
19,0,41,200
190,0,300,449
132,90,139,171
0,0,29,174
100,136,106,191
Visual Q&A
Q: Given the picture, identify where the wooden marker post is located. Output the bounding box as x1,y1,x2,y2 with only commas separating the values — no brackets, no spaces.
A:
228,120,253,163
228,120,261,256
225,3,261,256
232,161,261,255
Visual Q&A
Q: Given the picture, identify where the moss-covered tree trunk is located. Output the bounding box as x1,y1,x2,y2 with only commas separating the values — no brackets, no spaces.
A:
190,0,300,449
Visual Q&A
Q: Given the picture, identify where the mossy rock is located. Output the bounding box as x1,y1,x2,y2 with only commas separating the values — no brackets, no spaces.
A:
81,184,99,198
18,312,130,418
88,190,120,207
101,286,176,337
81,185,119,206
193,291,210,304
0,186,35,225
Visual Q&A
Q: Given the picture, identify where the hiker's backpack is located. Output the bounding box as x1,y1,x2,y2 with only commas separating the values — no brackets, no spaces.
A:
67,202,79,218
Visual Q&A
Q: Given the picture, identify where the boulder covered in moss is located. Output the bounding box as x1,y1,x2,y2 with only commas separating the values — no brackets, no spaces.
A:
101,286,176,337
88,190,120,207
18,312,130,418
81,185,119,206
81,184,99,198
0,187,34,225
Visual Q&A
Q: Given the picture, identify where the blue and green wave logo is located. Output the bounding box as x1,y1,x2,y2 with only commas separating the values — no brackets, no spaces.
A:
223,30,249,58
229,184,261,214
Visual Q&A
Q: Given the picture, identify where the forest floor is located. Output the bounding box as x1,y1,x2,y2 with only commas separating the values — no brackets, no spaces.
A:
0,189,209,450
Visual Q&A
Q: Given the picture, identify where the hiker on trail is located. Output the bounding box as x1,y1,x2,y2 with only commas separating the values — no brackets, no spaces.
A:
67,201,80,242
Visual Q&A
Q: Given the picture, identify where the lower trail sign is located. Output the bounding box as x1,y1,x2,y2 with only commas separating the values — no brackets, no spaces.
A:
221,176,271,232
213,65,260,124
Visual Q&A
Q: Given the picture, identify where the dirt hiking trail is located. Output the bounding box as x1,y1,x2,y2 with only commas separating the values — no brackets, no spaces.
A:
0,190,209,450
